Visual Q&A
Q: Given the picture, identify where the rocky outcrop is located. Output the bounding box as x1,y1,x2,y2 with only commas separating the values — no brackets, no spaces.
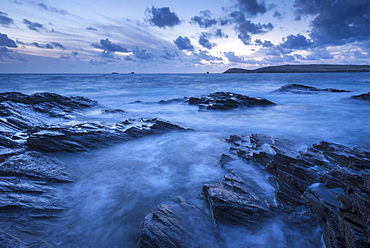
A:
349,92,370,101
203,173,271,225
225,134,370,248
0,92,190,247
26,118,186,152
188,92,275,110
271,84,351,94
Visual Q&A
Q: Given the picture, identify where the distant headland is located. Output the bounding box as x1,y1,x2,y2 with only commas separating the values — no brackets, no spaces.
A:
223,64,370,73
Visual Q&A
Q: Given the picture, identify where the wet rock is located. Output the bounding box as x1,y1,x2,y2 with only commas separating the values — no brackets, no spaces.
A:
203,173,271,225
225,133,370,248
26,118,187,152
348,92,370,101
158,97,188,104
188,92,275,110
101,109,126,114
0,92,97,133
271,84,351,94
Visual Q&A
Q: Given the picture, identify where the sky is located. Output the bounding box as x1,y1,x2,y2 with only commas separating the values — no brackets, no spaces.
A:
1,0,370,73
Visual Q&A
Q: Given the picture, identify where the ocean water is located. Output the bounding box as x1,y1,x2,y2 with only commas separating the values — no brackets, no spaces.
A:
1,72,370,247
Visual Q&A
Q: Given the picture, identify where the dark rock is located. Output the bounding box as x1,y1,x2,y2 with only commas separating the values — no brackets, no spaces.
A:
158,97,188,104
101,109,126,114
271,84,351,94
203,173,271,225
188,92,275,110
349,92,370,101
26,118,187,152
224,133,370,248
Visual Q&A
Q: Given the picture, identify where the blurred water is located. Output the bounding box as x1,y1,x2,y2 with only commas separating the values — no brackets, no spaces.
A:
1,72,369,247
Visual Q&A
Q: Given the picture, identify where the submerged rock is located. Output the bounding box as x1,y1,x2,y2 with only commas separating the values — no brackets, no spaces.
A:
348,92,370,101
271,84,351,94
188,92,275,110
225,134,370,248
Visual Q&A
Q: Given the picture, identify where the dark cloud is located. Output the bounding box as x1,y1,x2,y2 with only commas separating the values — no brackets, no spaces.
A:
174,36,194,51
91,38,129,53
198,33,216,49
37,3,68,15
236,19,273,45
254,39,273,47
190,10,217,28
60,51,78,60
0,11,14,26
235,0,267,17
273,11,283,19
23,19,44,32
0,33,18,47
295,0,370,45
86,26,97,31
146,6,181,28
280,34,314,49
132,46,155,60
31,42,66,49
161,49,179,60
214,29,229,38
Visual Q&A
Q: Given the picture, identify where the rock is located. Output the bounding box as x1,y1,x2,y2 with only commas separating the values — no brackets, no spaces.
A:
0,151,72,182
348,92,370,101
158,97,188,104
101,109,126,114
224,134,370,248
271,84,351,94
0,92,98,133
188,92,275,110
203,173,271,225
26,118,187,152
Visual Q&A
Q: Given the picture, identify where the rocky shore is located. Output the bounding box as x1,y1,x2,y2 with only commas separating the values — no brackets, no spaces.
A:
0,90,369,247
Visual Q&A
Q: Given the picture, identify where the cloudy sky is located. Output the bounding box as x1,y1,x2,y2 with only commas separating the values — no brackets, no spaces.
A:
1,0,370,73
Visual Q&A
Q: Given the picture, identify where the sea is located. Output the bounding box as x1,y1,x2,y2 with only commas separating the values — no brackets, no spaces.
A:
1,72,370,247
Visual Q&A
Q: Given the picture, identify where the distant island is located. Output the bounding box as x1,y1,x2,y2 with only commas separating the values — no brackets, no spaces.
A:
223,64,370,73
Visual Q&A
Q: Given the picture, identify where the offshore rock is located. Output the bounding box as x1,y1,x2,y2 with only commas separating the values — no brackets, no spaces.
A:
188,92,275,110
349,92,370,101
203,173,271,225
26,118,187,152
225,134,370,248
271,84,351,94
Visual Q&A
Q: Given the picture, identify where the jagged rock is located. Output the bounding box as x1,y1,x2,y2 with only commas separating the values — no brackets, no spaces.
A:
26,118,187,152
0,92,98,133
0,151,72,182
188,92,275,110
348,92,370,101
225,134,370,248
203,173,271,225
271,84,351,94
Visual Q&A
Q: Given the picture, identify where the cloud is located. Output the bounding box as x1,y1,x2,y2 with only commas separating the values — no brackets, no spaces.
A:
146,6,181,28
31,42,66,49
132,46,155,60
224,51,247,63
161,49,179,60
198,33,216,49
280,34,314,49
174,36,194,51
23,19,45,32
235,19,273,45
190,10,217,28
235,0,268,17
254,39,273,47
0,33,18,47
89,59,107,65
86,26,97,31
305,48,334,60
0,11,14,26
295,0,370,45
60,51,79,60
37,3,68,15
214,29,229,38
91,38,129,53
193,50,223,61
